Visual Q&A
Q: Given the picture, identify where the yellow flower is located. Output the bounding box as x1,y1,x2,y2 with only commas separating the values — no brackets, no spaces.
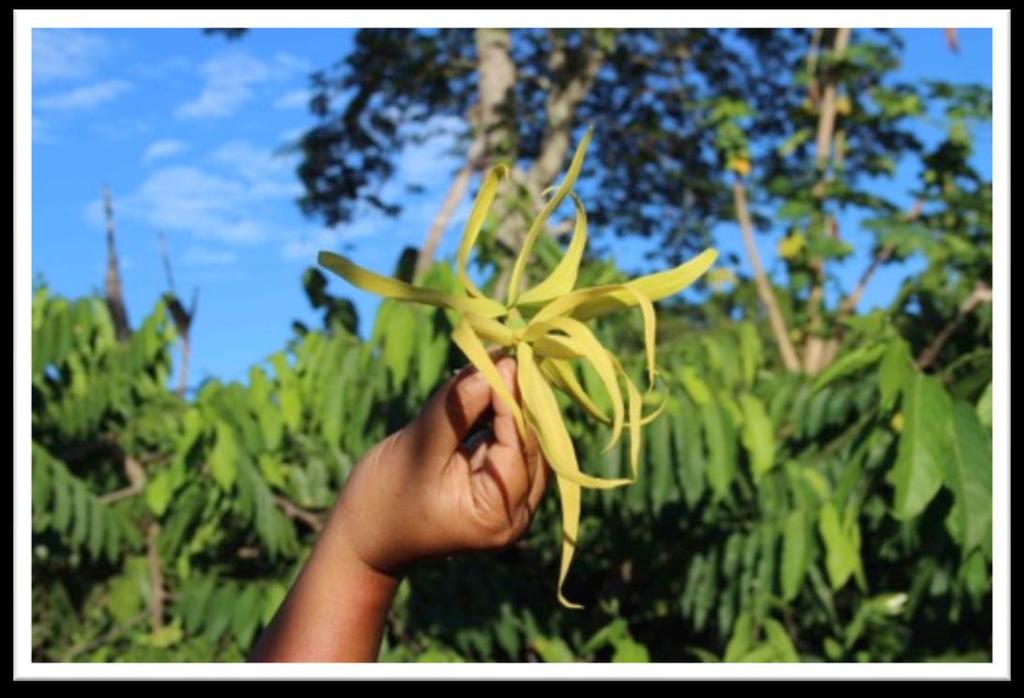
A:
319,127,717,607
778,232,806,260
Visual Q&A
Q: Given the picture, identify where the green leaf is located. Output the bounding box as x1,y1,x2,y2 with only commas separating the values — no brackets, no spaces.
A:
736,322,762,386
812,343,885,392
612,638,650,663
108,574,142,626
144,469,173,517
648,412,676,511
280,387,302,434
889,372,952,520
382,302,416,387
944,400,993,558
262,582,288,626
818,503,859,590
738,393,775,481
209,422,239,492
780,509,810,601
724,612,754,662
531,636,575,662
702,402,736,500
878,338,912,411
680,365,714,406
763,619,800,662
257,401,284,452
976,382,992,431
673,394,706,507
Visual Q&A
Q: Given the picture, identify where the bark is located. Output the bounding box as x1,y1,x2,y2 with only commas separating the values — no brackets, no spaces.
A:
733,180,802,372
474,29,517,166
413,135,485,281
804,29,852,375
492,32,605,299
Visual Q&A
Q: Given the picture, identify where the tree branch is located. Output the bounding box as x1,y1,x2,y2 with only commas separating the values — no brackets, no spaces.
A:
102,185,131,341
804,28,852,375
273,494,325,531
812,28,851,173
97,455,146,505
146,522,165,631
733,179,802,372
413,134,485,281
916,281,991,370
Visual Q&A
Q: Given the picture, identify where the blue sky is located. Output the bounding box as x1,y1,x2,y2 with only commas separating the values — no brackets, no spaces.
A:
31,28,992,388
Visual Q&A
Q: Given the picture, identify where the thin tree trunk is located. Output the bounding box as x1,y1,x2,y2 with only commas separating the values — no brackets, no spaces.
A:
413,136,484,281
492,31,605,300
804,28,852,374
812,28,851,174
733,180,802,372
474,29,517,166
102,186,131,341
916,282,992,370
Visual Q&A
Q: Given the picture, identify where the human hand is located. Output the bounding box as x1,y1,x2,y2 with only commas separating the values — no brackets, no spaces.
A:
326,355,549,577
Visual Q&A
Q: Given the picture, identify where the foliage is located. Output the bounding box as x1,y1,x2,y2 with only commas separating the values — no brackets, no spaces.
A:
31,28,991,663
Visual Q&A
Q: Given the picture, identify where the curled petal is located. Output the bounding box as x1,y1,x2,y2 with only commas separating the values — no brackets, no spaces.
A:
456,164,509,300
319,252,507,318
506,127,593,306
516,191,588,306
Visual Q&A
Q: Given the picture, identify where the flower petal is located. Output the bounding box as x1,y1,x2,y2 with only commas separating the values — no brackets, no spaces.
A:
531,248,719,323
450,317,526,438
526,316,624,454
515,191,588,305
506,127,593,306
319,252,507,318
456,164,509,300
516,341,631,491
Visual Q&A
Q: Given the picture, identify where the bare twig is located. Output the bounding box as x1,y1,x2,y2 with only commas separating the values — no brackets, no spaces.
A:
816,201,924,369
733,180,802,372
273,494,325,531
97,455,146,505
158,233,197,398
944,29,960,54
916,281,991,370
102,186,131,341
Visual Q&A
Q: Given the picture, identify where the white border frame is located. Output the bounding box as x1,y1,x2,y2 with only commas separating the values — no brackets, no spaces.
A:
14,9,1010,680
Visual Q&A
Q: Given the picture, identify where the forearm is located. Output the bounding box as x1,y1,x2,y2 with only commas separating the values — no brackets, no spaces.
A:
248,506,399,663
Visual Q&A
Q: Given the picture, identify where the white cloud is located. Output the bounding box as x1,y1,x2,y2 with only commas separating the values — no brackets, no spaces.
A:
125,166,269,244
182,245,238,267
175,49,313,120
272,52,312,74
88,140,306,248
143,139,188,164
210,140,300,197
176,52,270,119
273,88,311,110
36,80,132,111
281,230,344,261
32,29,110,83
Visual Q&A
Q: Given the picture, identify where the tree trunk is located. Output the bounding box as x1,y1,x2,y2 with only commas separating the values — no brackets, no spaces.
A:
102,186,131,341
